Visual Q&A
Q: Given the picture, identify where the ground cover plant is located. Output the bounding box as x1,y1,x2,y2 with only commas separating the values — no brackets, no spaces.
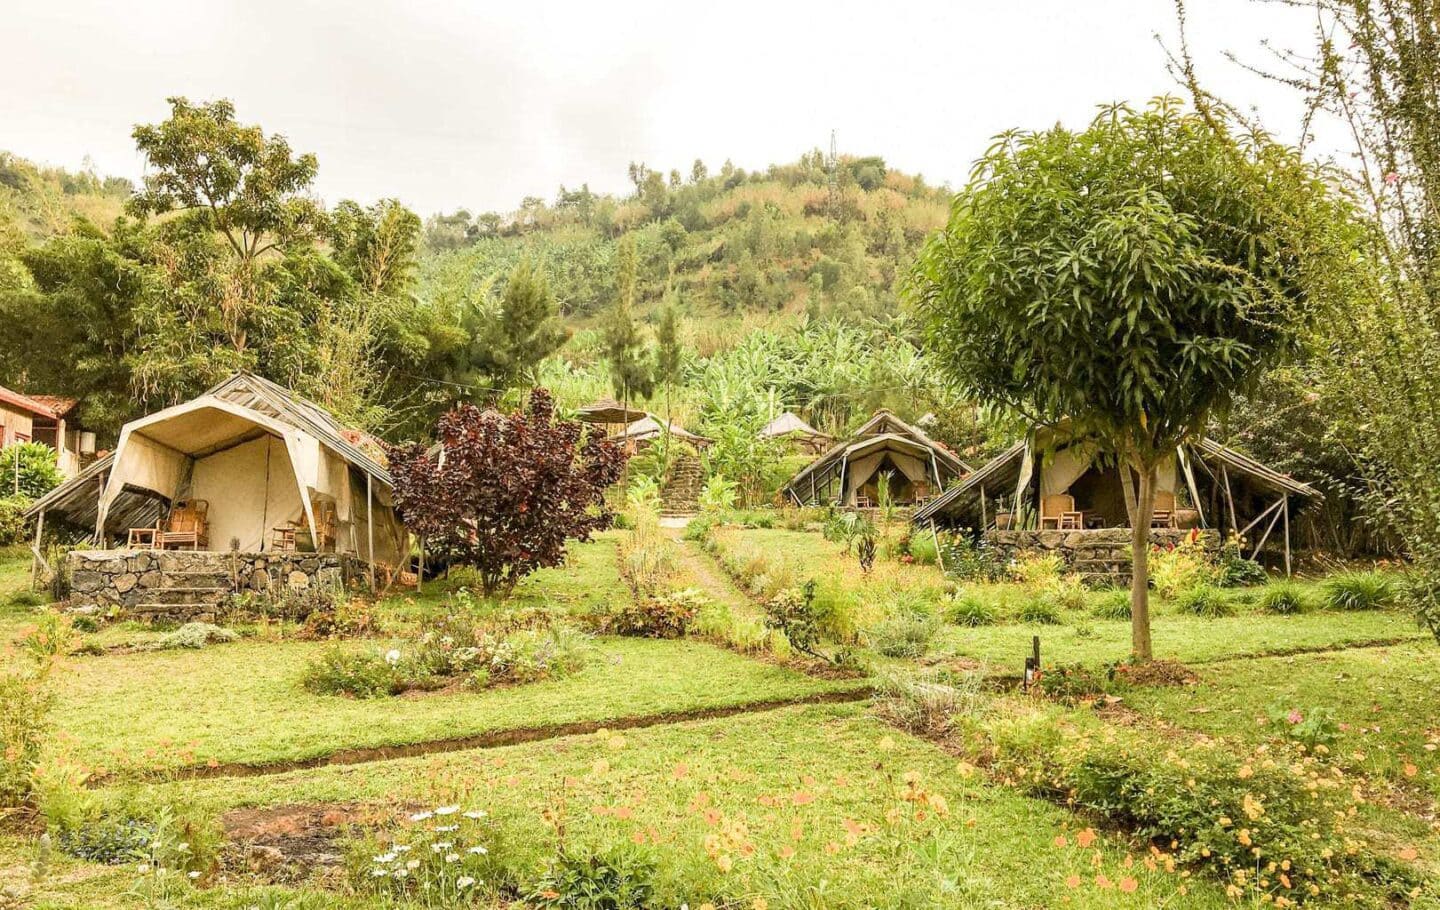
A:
84,703,1240,909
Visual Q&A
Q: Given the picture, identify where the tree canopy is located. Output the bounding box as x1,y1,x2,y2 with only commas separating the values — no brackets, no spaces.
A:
910,98,1354,658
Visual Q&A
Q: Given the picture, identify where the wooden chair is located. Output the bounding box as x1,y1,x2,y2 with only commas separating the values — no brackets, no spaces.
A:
312,501,337,552
161,499,209,550
1151,490,1178,529
270,524,297,552
1039,494,1076,529
127,523,160,550
1059,510,1085,530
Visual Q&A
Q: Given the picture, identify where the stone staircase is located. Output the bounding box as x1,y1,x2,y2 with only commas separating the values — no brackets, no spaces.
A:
661,455,704,516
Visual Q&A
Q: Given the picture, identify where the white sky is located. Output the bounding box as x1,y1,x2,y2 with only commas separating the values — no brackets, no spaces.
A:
2,0,1325,216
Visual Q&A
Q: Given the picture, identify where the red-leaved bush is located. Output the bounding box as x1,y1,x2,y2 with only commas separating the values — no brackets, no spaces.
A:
387,389,626,597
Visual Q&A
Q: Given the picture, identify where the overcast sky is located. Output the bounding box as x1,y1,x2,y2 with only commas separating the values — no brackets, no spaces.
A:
3,0,1324,216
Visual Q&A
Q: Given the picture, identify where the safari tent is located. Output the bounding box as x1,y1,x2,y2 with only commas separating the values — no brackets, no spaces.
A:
780,410,970,508
759,411,833,454
26,373,408,567
616,414,712,451
912,422,1321,572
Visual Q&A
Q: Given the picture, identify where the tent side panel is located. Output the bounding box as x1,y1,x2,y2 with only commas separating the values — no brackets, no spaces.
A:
191,435,303,551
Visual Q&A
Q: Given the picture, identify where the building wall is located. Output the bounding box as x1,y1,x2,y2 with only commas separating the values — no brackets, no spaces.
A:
0,405,34,446
985,528,1219,585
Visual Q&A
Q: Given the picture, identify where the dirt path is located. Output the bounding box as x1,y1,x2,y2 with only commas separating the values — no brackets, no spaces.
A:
664,529,759,615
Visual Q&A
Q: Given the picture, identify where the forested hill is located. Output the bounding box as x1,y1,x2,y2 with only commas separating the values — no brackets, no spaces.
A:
419,153,951,327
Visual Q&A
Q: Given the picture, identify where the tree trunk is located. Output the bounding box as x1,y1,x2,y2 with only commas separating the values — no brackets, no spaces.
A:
1129,463,1157,662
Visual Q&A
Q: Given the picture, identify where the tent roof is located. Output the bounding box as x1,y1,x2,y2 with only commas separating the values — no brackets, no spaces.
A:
781,409,971,497
619,414,711,444
912,436,1320,524
759,412,829,440
25,372,392,527
577,398,646,424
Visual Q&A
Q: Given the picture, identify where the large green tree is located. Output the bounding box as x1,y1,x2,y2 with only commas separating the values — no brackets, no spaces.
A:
910,99,1351,659
605,234,653,406
461,258,570,393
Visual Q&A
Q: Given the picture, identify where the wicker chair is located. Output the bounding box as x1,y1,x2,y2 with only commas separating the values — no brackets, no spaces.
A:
1039,494,1078,530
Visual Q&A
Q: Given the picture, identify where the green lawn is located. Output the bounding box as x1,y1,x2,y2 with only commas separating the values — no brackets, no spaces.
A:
934,609,1424,671
91,703,1232,909
1125,641,1440,798
50,636,861,775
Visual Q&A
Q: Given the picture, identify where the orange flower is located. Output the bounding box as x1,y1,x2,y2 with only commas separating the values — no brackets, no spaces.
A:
791,790,815,806
778,845,796,860
1054,835,1068,848
673,762,690,779
1118,877,1138,893
1064,874,1082,889
1095,873,1113,889
1076,828,1096,849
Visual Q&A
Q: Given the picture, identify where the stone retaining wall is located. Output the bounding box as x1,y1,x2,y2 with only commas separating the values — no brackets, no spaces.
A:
985,528,1219,584
67,549,358,622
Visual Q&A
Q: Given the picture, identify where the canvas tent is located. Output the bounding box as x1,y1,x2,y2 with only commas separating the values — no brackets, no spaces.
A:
912,423,1321,572
759,412,832,454
617,414,712,450
27,373,408,567
780,410,970,507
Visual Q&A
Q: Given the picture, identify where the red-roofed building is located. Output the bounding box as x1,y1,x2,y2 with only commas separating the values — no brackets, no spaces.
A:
0,387,92,477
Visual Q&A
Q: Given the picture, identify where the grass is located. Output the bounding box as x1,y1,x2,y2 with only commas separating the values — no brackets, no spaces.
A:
88,703,1232,909
48,636,861,775
933,609,1422,671
1124,641,1440,797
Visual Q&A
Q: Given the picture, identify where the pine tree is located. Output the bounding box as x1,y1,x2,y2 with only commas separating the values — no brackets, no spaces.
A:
605,234,653,410
464,258,569,394
655,293,683,461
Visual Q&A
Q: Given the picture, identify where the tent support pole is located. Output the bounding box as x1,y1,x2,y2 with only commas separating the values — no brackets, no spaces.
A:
980,485,988,531
930,520,946,573
1282,497,1292,577
366,473,376,591
1250,497,1285,560
1221,465,1237,536
1239,497,1284,539
94,472,106,547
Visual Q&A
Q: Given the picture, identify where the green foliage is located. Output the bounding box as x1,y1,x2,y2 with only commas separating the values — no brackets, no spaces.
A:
1090,589,1133,621
462,257,570,391
1015,594,1063,625
530,845,657,910
865,612,940,658
943,592,997,627
763,580,833,661
353,804,501,905
1321,571,1396,612
606,588,706,639
697,474,738,514
939,533,1007,583
0,670,51,806
0,442,61,498
1148,535,1216,598
1216,539,1269,588
145,622,238,651
604,234,653,402
0,493,33,546
1265,703,1340,751
1174,584,1235,618
1256,582,1313,616
1032,663,1112,704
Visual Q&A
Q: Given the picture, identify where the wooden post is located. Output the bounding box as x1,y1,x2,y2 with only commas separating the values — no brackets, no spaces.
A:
1220,465,1237,536
980,485,989,531
95,471,106,548
417,535,425,594
1282,496,1292,577
366,473,375,591
30,509,44,589
930,519,946,574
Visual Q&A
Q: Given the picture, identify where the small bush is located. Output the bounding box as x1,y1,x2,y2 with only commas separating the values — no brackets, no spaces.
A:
1256,582,1313,615
1045,574,1088,612
146,622,237,651
297,596,376,639
1089,589,1132,620
1173,584,1234,617
1032,663,1111,703
697,474,738,513
55,816,158,865
944,592,997,627
1009,551,1063,589
302,648,411,698
1266,703,1341,751
939,532,1007,583
606,588,706,638
1149,532,1215,597
874,669,983,736
353,803,503,904
0,670,52,806
865,613,939,658
20,610,72,662
0,494,32,546
0,442,62,499
1321,571,1396,612
906,533,939,566
1015,593,1062,625
7,589,46,608
1217,547,1268,587
530,845,656,910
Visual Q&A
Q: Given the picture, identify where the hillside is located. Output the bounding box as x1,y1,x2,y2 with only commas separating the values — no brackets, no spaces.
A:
0,152,131,240
417,153,952,330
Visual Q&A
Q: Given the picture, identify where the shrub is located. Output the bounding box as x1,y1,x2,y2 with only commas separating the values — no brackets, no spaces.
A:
616,496,678,599
874,670,983,736
55,815,159,865
1009,551,1063,589
944,592,997,627
7,588,45,608
1266,703,1341,751
146,622,238,651
606,588,705,638
1032,663,1111,703
20,610,72,663
906,532,939,566
1256,582,1313,615
1321,571,1396,612
1217,533,1268,587
0,494,31,546
1149,532,1215,598
697,474,738,513
763,581,836,662
939,532,1007,583
865,613,939,658
1089,589,1132,620
0,442,62,499
353,803,503,904
992,722,1416,905
1173,584,1234,617
1045,574,1088,612
302,647,412,698
530,845,656,910
0,670,51,806
297,596,376,639
1015,593,1062,625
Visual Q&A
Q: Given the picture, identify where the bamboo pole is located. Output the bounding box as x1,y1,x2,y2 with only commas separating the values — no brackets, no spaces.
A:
1282,497,1292,577
1250,497,1285,560
30,509,44,589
